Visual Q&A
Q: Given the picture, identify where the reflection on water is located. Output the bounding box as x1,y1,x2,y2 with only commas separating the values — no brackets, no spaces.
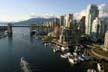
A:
0,27,99,72
0,27,72,72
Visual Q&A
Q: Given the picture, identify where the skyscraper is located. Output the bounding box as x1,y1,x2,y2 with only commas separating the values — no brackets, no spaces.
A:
60,16,65,26
79,16,85,34
91,17,101,41
64,14,73,28
85,4,99,35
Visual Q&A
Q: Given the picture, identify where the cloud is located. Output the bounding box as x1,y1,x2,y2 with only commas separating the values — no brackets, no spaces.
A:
74,4,108,20
1,4,108,22
0,15,31,22
29,13,57,18
98,4,108,17
0,13,57,22
74,10,86,20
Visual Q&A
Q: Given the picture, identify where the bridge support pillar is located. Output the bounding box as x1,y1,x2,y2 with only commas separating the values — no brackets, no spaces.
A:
7,23,13,37
30,24,36,36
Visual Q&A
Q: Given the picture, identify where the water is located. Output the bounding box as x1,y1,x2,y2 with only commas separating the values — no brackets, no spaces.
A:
0,27,72,72
0,27,98,72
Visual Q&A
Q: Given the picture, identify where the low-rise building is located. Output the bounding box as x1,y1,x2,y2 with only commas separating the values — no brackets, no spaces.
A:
104,31,108,51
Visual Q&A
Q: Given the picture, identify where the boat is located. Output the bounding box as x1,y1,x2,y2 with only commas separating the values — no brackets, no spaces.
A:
52,45,61,53
68,55,78,64
60,52,71,59
78,56,85,61
20,57,32,72
44,43,48,46
44,42,51,46
81,54,90,60
87,69,96,72
97,63,104,72
68,57,76,64
53,48,60,53
73,52,78,56
61,47,69,52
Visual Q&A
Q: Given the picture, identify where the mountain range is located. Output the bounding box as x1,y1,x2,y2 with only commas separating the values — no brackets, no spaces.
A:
14,17,57,25
0,17,57,26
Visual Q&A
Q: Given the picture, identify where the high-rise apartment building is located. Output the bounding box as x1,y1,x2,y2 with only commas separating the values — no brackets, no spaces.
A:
60,16,65,26
79,16,85,34
64,14,73,28
85,4,99,35
91,17,101,41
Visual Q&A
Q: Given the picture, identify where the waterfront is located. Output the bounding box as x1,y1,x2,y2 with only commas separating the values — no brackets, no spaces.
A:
0,27,74,72
0,27,99,72
0,0,107,72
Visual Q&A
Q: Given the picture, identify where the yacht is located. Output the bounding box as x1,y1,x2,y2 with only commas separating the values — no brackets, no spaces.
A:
87,69,96,72
81,54,90,60
78,56,85,61
53,48,60,53
52,45,61,53
61,47,69,52
68,55,78,64
97,63,104,72
60,52,71,59
44,43,48,46
20,57,32,72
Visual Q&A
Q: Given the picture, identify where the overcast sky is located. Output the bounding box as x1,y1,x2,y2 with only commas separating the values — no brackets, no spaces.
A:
0,0,108,22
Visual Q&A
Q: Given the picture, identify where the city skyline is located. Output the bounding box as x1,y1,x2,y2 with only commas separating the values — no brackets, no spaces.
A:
0,0,108,22
0,1,108,71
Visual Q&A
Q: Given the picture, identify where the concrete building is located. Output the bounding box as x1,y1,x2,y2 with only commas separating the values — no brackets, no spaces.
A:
104,31,108,51
48,24,61,39
91,17,101,41
99,19,106,41
53,18,60,25
58,13,82,47
72,20,78,31
79,16,85,34
59,27,79,46
60,16,65,26
85,4,99,35
59,28,66,44
101,18,108,34
64,14,73,28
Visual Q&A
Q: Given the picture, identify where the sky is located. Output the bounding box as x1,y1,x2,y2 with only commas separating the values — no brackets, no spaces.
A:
0,0,108,22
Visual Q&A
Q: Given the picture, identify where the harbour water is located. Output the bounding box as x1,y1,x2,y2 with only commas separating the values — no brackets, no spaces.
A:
0,27,73,72
0,27,98,72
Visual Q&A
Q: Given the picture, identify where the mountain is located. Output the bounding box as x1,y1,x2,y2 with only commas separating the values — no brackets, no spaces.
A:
0,22,10,26
14,17,57,25
0,22,8,24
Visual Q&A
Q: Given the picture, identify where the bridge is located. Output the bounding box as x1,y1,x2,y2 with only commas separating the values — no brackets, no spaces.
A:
0,24,30,37
0,23,52,37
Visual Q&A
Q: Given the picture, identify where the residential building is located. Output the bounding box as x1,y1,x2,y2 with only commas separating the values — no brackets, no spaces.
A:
85,4,99,35
91,17,101,41
79,16,85,34
104,31,108,51
64,14,73,28
60,16,65,26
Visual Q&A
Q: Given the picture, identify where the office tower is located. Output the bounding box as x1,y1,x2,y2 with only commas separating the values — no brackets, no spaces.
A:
79,16,85,34
101,18,108,34
64,14,73,28
60,16,65,26
91,17,101,41
53,24,61,38
85,4,99,35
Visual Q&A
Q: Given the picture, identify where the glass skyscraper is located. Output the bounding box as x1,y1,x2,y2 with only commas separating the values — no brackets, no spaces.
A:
85,4,99,35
